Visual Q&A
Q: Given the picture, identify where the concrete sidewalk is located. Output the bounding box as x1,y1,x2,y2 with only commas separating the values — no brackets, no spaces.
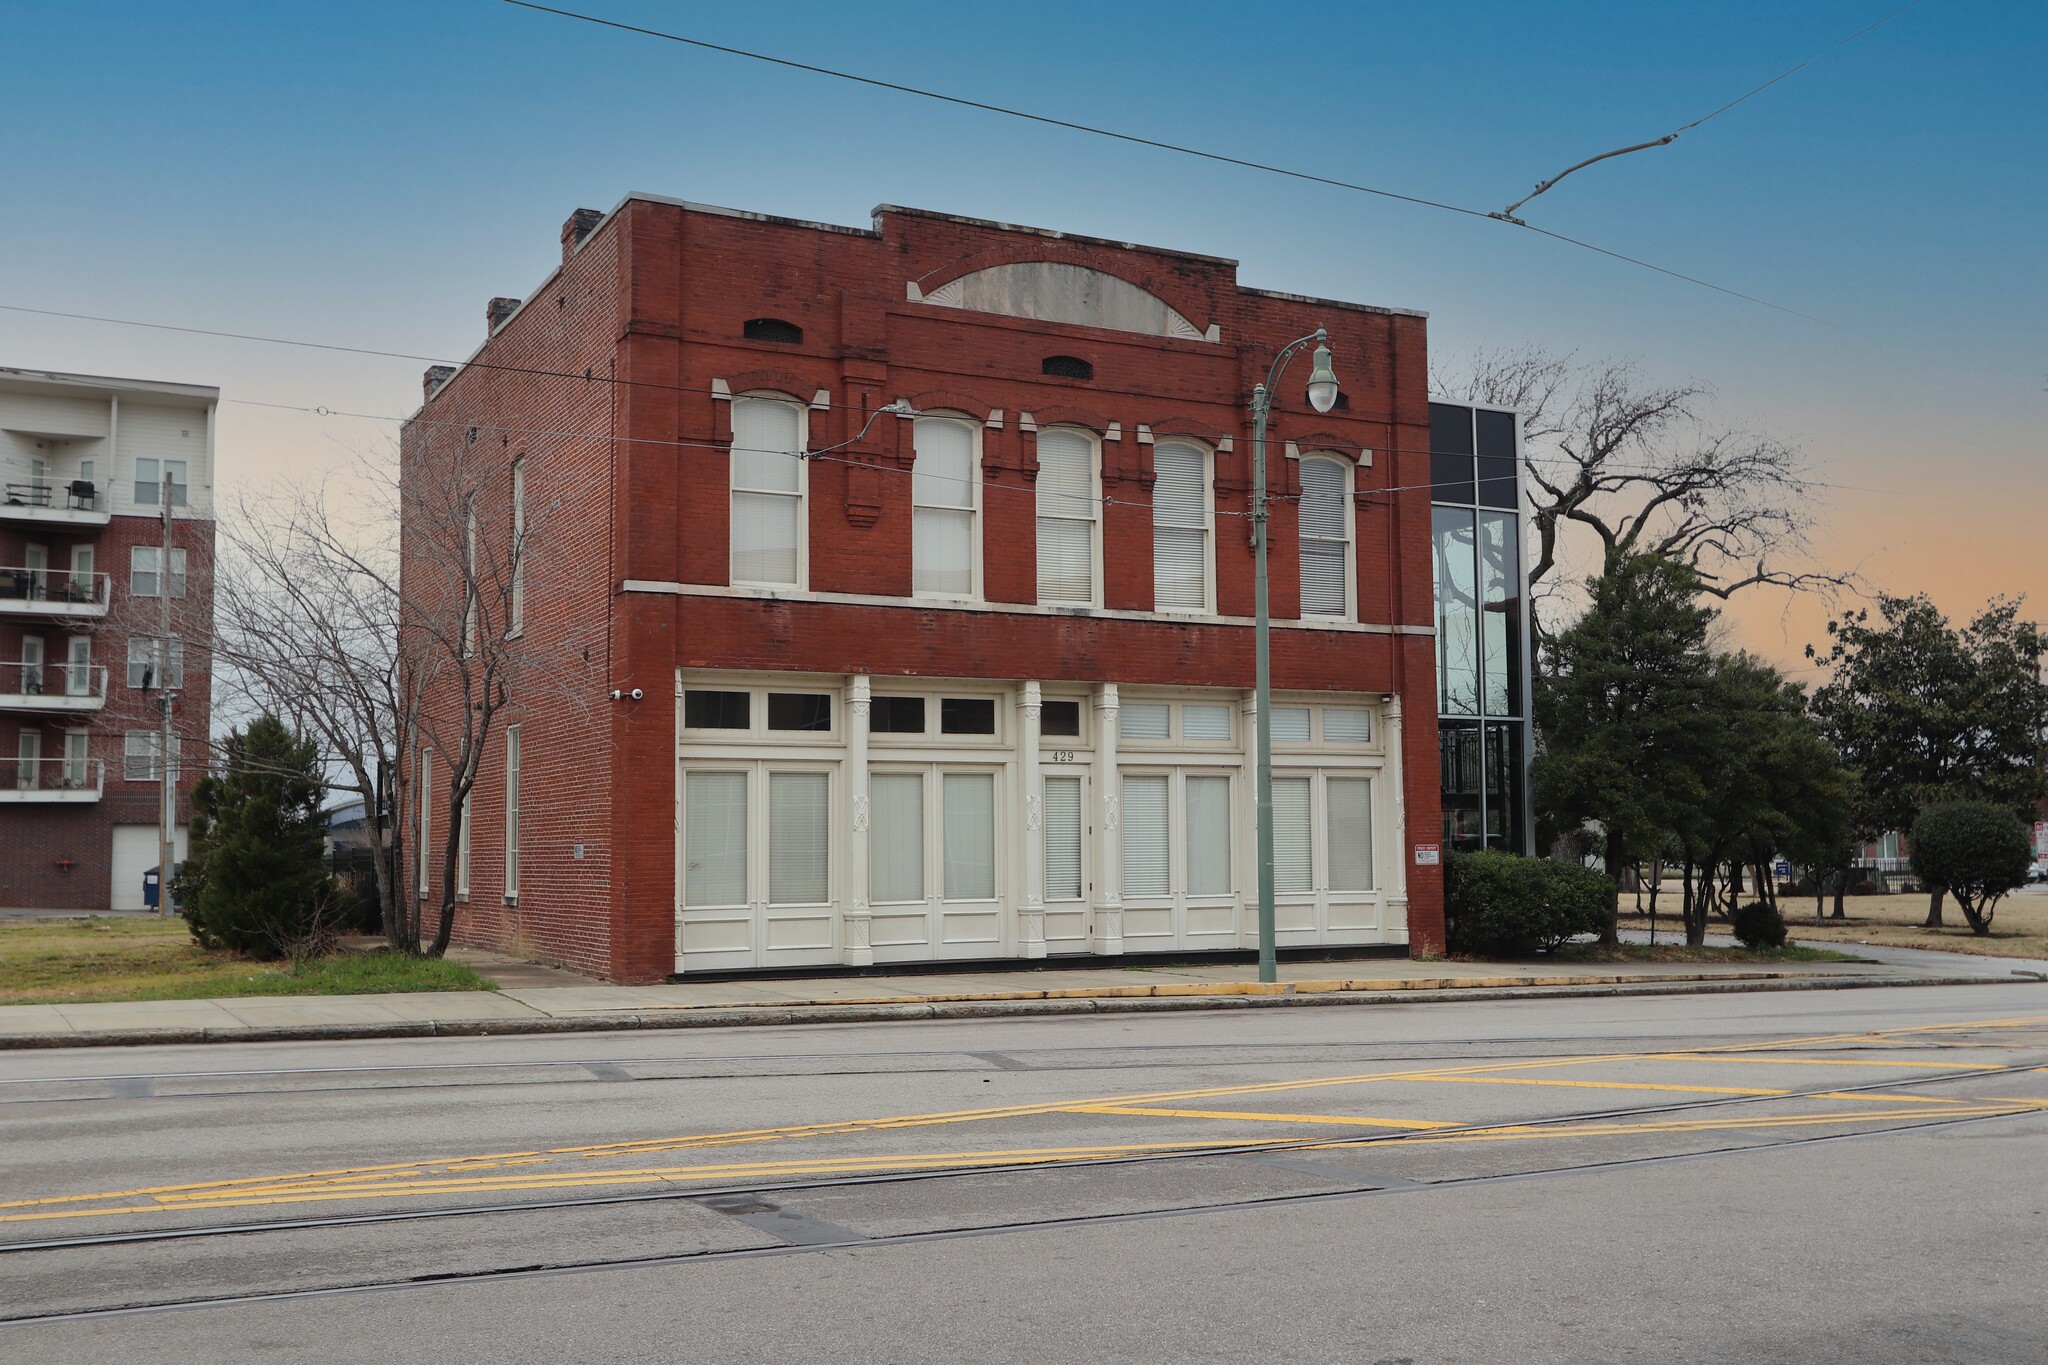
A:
1,950,2030,1050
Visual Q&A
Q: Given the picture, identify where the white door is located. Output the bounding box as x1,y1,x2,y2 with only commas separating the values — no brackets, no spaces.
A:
1272,770,1382,944
65,636,92,696
15,730,41,789
111,824,190,912
677,765,838,972
18,636,43,696
1119,769,1239,952
867,764,1005,963
1041,769,1091,952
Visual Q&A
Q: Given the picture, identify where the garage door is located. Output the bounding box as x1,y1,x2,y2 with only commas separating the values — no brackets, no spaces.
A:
110,824,188,911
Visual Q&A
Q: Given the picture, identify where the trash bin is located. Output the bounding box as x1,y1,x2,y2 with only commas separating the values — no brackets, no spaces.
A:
143,864,182,912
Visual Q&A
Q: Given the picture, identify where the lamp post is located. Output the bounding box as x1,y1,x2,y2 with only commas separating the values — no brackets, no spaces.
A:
1250,328,1340,982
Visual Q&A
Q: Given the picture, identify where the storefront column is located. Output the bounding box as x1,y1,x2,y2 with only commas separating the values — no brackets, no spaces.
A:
844,673,873,966
1384,692,1410,932
1017,680,1047,958
1092,682,1123,954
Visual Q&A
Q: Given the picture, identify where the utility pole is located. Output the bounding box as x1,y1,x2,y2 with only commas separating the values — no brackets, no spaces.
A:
156,468,176,915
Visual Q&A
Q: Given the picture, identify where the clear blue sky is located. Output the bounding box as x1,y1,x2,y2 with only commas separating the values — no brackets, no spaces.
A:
3,0,2041,663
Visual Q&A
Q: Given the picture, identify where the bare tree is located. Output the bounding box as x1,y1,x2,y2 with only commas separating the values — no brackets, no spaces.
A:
1437,347,1853,640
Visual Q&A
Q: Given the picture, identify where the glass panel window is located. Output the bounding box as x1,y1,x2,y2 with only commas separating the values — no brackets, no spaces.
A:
1480,511,1522,718
730,397,803,587
129,546,187,599
124,730,161,782
684,690,750,730
1120,702,1169,740
913,418,976,597
1269,706,1311,742
942,773,996,900
1322,708,1371,743
1484,721,1526,854
132,458,189,507
414,750,431,895
1121,774,1170,897
767,693,832,732
1184,775,1231,895
1151,441,1209,611
1182,704,1231,741
870,772,925,903
1035,428,1096,605
684,772,748,906
939,697,996,735
1272,777,1312,894
1433,507,1480,716
504,726,521,896
1041,700,1082,738
1043,775,1083,901
1299,457,1350,618
870,696,926,735
1439,720,1484,851
767,773,829,905
1327,778,1375,891
63,731,88,787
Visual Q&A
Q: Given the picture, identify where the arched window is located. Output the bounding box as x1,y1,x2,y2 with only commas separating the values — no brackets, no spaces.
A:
1299,455,1351,618
743,318,804,345
1041,355,1093,381
913,415,978,598
1151,440,1211,612
1035,427,1097,606
730,395,805,588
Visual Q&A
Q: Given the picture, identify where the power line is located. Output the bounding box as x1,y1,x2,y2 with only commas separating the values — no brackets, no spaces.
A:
493,0,1822,321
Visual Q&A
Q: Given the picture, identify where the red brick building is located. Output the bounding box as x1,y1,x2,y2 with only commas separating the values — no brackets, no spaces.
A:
404,194,1445,982
1,368,214,911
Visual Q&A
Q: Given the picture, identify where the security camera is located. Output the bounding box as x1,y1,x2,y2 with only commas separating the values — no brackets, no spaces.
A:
630,688,644,701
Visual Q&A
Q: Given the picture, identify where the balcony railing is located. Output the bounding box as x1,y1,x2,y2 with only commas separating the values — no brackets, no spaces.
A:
0,568,111,617
0,661,108,711
0,757,104,802
0,481,111,526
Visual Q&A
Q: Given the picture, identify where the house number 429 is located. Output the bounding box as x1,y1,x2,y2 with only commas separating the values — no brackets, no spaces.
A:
1047,750,1075,763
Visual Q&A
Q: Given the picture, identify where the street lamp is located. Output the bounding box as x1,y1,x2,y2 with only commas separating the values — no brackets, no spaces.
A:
1250,327,1339,982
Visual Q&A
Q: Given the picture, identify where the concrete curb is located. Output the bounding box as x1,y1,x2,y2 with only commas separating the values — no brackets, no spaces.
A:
0,971,2027,1052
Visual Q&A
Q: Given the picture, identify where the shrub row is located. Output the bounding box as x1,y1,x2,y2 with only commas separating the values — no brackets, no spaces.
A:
1444,850,1614,956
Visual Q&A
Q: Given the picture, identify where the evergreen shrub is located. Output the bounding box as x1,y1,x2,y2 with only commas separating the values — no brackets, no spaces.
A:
1731,900,1788,949
1445,850,1612,955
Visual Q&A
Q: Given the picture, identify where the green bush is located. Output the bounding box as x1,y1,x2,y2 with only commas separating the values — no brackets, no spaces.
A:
1731,900,1788,949
1909,801,2033,935
1445,850,1613,955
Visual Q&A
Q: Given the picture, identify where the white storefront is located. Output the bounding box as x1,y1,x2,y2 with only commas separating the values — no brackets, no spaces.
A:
674,671,1408,973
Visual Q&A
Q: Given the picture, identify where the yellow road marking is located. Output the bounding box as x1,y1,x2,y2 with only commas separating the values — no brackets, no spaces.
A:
1071,1106,1456,1130
1382,1074,1968,1105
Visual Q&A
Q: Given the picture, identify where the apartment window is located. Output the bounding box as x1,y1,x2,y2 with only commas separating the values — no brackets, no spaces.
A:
134,458,189,507
730,396,804,588
912,417,977,598
870,696,926,735
63,731,89,788
463,499,479,657
1299,456,1351,618
767,692,832,732
504,727,521,898
684,689,750,730
1035,427,1097,605
1041,700,1082,738
940,697,996,736
124,731,172,782
63,636,91,697
130,546,187,598
416,750,432,897
127,637,185,690
457,787,472,897
509,458,526,636
1151,441,1211,612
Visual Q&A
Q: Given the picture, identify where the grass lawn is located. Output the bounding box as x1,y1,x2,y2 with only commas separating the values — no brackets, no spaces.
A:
0,916,496,1007
1627,889,2048,960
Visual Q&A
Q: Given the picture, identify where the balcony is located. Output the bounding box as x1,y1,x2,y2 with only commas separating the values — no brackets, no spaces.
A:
0,568,110,619
0,481,111,528
0,757,104,803
0,662,108,713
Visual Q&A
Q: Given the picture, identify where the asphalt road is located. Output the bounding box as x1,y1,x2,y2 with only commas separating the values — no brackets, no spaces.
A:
3,983,2046,1362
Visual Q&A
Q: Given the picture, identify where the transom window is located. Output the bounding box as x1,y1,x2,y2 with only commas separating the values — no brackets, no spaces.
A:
729,396,805,588
683,684,840,737
1151,441,1211,612
1118,699,1234,744
1299,455,1351,618
1035,427,1097,606
912,417,978,598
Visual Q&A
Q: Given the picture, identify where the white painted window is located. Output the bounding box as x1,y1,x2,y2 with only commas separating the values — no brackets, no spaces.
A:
1272,776,1312,893
134,458,189,507
130,546,187,598
942,773,997,900
767,772,830,906
1327,777,1375,892
912,417,977,598
457,784,472,897
1043,774,1084,902
1123,771,1232,899
1323,707,1372,743
1182,703,1232,741
1035,427,1097,605
127,637,184,690
1151,440,1211,611
1121,774,1170,897
869,772,925,904
1299,456,1351,618
1184,775,1232,895
124,730,173,783
1120,702,1171,740
1273,772,1375,894
504,727,522,898
730,397,805,588
1269,706,1311,743
509,458,526,636
416,750,432,897
683,770,747,907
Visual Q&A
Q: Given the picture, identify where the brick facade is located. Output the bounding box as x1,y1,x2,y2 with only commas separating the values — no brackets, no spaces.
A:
405,195,1445,982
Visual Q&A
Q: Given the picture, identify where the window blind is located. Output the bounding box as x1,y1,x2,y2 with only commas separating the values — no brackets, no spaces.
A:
1299,457,1349,617
1036,428,1095,604
1120,702,1170,739
768,772,829,905
870,773,924,904
1269,707,1311,742
731,399,800,492
1272,776,1312,894
942,773,996,900
684,772,748,907
1043,775,1084,901
1152,442,1207,610
731,490,799,586
731,398,802,586
1182,704,1231,741
1323,708,1372,742
1327,777,1375,892
1121,774,1170,896
1184,775,1231,896
913,506,973,596
914,420,976,596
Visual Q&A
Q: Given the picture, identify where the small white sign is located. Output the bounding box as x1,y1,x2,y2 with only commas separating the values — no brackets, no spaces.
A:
1414,844,1441,867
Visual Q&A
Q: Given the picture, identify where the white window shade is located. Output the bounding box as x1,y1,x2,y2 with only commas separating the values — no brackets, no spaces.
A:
685,772,748,907
1299,457,1349,617
1184,775,1231,895
731,492,800,586
870,773,924,904
731,398,803,587
1120,702,1170,739
1327,777,1375,892
768,772,829,906
914,420,976,596
1269,707,1311,742
1152,442,1208,610
1272,777,1312,894
913,507,973,596
1121,774,1169,896
1043,775,1083,901
731,399,800,492
942,773,996,900
1323,708,1372,742
1182,704,1231,741
1036,428,1095,604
